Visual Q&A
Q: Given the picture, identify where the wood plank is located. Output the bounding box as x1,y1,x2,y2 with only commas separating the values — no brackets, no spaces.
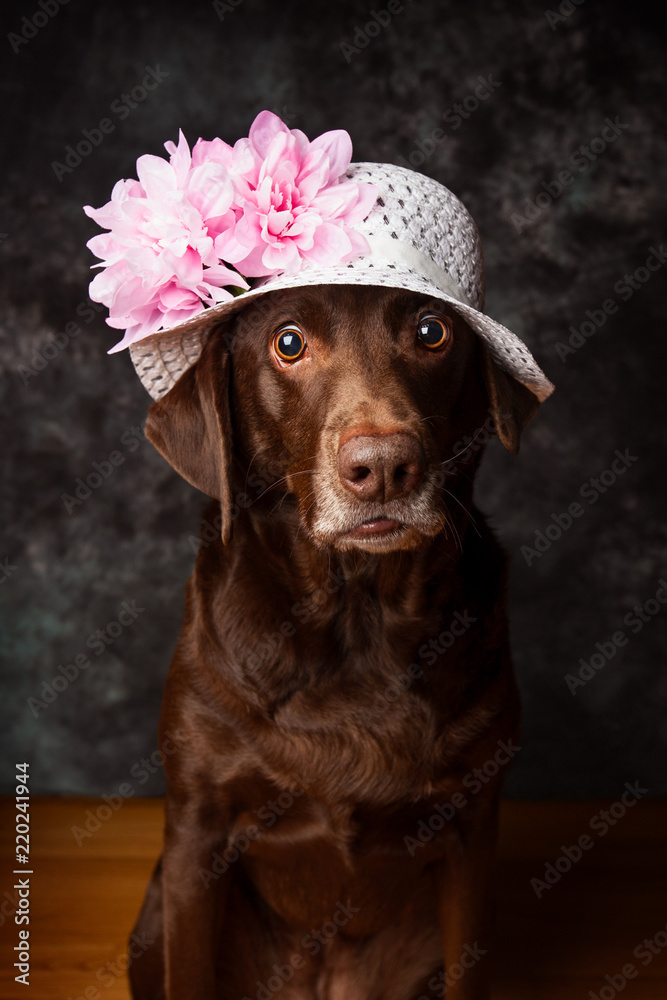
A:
0,798,666,998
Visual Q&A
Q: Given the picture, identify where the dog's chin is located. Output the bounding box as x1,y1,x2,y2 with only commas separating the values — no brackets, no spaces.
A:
334,524,434,554
310,516,445,555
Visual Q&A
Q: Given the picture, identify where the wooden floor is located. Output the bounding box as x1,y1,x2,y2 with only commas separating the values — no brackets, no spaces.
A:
0,798,666,998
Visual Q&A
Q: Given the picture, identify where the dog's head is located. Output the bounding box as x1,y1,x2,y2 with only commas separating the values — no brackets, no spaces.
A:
145,286,540,553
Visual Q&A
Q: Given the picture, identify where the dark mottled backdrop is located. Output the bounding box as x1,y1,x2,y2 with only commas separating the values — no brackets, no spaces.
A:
0,0,665,797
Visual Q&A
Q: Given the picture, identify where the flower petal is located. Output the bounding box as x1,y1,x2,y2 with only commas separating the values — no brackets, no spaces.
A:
249,110,290,158
343,226,371,259
261,239,301,272
309,129,353,183
136,154,177,199
164,129,192,187
192,135,235,169
261,130,300,182
295,148,331,202
307,222,352,266
343,181,380,225
202,264,249,289
186,163,234,223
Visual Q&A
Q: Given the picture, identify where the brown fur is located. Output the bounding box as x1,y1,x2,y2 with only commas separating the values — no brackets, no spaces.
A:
128,286,538,1000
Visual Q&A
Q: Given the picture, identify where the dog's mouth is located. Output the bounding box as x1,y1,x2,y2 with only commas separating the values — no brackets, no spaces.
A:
344,516,405,539
333,512,440,553
325,505,445,553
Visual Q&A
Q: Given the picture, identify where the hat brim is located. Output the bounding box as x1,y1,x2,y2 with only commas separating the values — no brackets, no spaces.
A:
129,260,555,403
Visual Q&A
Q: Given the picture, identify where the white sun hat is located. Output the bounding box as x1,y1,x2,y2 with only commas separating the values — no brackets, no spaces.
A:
127,161,554,403
84,112,553,405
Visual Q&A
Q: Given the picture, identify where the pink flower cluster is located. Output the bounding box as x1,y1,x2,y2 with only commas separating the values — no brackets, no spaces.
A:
84,111,378,352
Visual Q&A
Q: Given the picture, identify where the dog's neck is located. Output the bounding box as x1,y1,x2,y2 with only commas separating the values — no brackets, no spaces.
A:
190,468,504,714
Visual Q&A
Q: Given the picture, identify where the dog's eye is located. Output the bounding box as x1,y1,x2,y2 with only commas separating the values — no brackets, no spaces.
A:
273,326,306,362
416,315,452,350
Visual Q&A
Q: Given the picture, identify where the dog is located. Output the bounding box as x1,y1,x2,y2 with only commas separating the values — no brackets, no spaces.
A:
126,282,540,1000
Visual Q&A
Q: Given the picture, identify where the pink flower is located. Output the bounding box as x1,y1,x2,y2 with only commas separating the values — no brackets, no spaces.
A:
212,111,378,276
84,131,248,352
84,112,378,351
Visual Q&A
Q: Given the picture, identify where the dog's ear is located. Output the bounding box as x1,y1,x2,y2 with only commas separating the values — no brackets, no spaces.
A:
478,341,541,455
144,329,234,543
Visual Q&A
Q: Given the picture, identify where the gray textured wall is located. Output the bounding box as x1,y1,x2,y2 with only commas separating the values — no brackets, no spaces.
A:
1,0,665,797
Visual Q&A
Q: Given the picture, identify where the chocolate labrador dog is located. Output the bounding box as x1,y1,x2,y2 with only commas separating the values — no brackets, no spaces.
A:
129,284,538,1000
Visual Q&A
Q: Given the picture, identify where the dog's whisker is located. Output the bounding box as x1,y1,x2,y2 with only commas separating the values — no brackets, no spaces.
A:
250,469,321,506
442,489,482,539
267,493,287,518
442,501,464,554
439,424,489,467
243,445,267,496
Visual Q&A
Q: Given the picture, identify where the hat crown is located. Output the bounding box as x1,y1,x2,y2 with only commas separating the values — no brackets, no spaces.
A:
346,162,485,311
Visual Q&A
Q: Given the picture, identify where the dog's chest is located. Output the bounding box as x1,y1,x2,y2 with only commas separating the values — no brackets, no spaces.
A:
266,673,449,807
247,585,483,806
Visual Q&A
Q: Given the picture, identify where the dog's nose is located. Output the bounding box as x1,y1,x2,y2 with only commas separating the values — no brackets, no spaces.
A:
337,433,426,502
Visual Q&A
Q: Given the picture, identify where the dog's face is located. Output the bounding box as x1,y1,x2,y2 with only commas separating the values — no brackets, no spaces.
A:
146,285,539,553
231,286,488,554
